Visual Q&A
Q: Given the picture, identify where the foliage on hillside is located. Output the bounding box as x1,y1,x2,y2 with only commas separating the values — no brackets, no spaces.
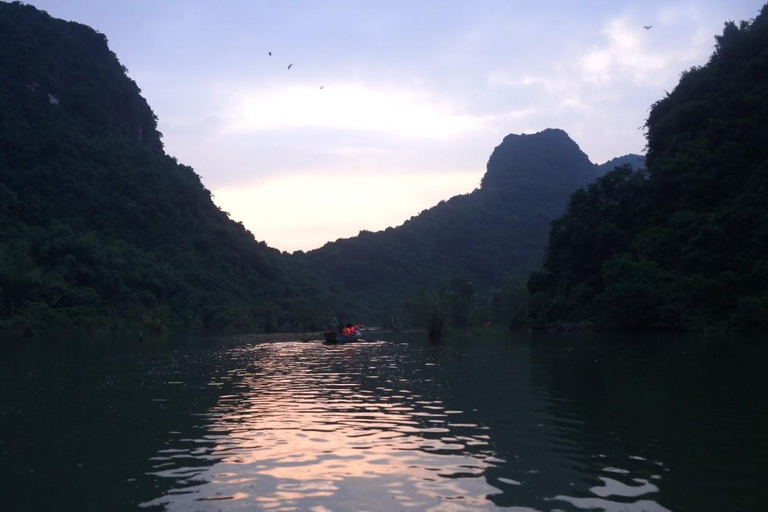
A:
528,5,768,331
0,1,660,334
0,2,334,332
303,129,614,325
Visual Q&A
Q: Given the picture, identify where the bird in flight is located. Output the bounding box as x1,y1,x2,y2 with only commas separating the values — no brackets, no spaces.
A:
288,63,293,70
268,51,272,56
643,25,652,30
320,85,324,89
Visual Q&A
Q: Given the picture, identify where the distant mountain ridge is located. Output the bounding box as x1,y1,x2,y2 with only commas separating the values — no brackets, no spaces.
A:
303,128,644,317
481,129,597,189
597,154,646,174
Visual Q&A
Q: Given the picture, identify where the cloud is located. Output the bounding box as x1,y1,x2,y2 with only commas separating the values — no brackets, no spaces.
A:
478,4,745,163
579,17,672,85
213,170,482,252
487,71,559,92
321,145,388,157
577,8,725,88
223,83,489,139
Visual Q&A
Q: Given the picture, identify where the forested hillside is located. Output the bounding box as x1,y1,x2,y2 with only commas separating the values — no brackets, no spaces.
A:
0,1,655,334
528,4,768,331
0,2,333,332
302,129,639,321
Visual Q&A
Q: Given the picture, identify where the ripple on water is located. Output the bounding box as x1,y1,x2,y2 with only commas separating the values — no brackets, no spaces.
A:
552,454,672,512
140,341,505,510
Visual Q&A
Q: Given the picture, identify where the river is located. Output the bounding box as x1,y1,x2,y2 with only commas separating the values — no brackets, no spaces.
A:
0,329,765,511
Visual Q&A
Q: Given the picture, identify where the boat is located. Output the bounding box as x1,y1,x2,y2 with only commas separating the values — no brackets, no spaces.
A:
323,331,348,343
322,330,371,343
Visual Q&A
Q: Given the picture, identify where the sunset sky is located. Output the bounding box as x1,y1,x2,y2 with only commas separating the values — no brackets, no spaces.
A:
25,0,766,252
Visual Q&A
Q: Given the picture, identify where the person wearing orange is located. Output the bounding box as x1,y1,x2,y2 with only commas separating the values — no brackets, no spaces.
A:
341,323,358,337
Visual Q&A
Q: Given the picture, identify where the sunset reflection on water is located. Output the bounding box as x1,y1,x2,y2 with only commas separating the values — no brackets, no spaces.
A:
140,340,506,510
5,332,757,511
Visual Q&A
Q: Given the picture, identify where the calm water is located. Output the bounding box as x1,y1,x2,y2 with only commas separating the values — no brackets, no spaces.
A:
0,330,766,511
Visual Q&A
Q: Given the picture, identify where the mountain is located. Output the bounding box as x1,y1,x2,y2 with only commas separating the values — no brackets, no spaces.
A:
302,128,635,320
597,154,645,174
0,2,332,332
0,1,655,333
528,4,768,331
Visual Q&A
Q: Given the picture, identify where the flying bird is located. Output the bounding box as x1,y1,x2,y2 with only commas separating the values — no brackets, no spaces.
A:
268,51,272,56
643,25,652,30
288,63,293,70
320,86,324,89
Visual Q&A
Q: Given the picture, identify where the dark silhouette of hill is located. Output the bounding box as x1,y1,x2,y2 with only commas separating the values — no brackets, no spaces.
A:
0,2,330,332
597,154,645,174
0,1,653,332
302,129,637,315
528,3,768,331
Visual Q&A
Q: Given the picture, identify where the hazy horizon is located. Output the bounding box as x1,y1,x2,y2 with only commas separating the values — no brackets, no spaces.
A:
21,0,766,251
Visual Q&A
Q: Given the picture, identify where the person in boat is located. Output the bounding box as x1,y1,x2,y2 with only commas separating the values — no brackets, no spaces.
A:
323,317,339,337
341,323,360,337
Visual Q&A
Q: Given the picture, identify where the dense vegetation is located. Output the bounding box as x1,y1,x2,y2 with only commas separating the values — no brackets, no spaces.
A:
0,2,337,333
0,1,657,335
302,130,639,325
528,5,768,331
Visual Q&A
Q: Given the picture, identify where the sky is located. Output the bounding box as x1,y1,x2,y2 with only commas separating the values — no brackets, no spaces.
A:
22,0,767,252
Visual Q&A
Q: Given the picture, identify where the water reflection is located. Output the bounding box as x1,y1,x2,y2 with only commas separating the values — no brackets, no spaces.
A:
3,331,765,510
141,340,505,510
525,334,766,512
